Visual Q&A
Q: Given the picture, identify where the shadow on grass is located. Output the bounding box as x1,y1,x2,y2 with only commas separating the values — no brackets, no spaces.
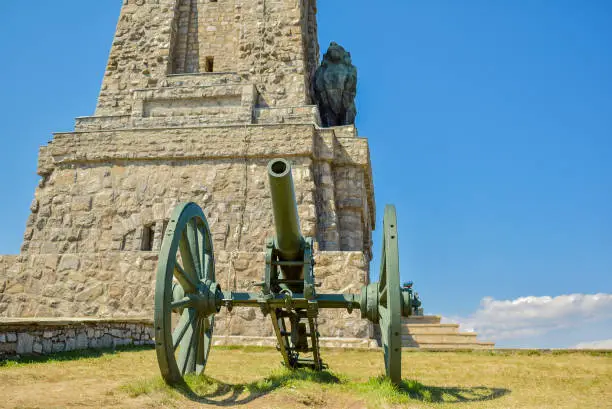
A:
134,370,509,407
358,376,510,404
401,380,509,403
170,369,341,407
0,344,154,367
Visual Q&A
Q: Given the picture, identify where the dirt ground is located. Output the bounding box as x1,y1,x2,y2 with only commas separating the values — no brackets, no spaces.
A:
1,346,611,409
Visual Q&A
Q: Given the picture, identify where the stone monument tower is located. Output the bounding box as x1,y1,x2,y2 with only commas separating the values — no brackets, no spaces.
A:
1,0,376,347
1,0,494,351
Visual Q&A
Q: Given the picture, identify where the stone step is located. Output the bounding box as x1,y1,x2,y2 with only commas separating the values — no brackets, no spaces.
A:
404,341,496,350
401,315,441,325
405,333,479,344
398,315,495,349
402,324,460,335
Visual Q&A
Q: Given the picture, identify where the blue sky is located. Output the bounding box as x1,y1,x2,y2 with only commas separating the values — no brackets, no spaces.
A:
1,1,611,348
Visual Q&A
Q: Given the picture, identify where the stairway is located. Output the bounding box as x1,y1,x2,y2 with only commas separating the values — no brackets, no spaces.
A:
401,316,494,350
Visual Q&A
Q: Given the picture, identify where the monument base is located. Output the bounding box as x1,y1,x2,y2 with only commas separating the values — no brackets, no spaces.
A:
0,315,493,359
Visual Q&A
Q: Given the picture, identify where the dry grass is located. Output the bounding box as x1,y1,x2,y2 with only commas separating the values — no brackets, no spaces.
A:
1,346,611,408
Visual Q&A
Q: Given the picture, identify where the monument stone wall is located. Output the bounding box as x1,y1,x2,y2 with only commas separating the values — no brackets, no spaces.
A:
0,0,376,345
97,0,319,115
0,0,496,353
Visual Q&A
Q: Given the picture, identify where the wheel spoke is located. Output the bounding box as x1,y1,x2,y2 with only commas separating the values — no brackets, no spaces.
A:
179,230,199,286
174,263,198,292
197,224,207,281
171,297,193,310
378,237,387,293
205,317,214,336
204,249,214,282
379,286,388,306
178,315,199,375
172,309,197,350
379,310,391,372
195,318,208,374
197,219,215,282
186,219,202,279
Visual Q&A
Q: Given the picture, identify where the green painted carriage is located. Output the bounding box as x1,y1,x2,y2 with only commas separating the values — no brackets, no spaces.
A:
153,159,421,385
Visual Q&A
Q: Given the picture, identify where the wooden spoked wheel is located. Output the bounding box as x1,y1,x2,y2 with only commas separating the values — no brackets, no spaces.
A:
154,202,220,385
378,205,402,384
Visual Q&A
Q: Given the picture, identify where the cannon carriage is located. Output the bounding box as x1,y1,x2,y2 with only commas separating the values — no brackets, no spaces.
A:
153,158,421,385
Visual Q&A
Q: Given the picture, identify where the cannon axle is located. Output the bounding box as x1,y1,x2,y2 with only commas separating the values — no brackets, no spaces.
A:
220,292,359,310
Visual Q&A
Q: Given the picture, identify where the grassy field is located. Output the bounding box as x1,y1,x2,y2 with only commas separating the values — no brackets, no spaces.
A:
1,346,611,408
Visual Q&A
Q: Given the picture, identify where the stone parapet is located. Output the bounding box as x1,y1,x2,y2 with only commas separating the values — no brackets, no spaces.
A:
75,105,322,131
74,115,132,132
41,125,372,169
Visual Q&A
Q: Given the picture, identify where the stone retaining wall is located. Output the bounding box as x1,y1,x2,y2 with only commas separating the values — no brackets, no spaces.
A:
0,318,154,358
212,335,378,349
0,316,494,358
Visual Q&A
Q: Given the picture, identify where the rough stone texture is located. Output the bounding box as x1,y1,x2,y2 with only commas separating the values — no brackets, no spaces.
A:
212,335,379,349
0,256,19,297
172,0,200,74
0,251,369,340
27,124,372,255
0,318,154,358
0,0,375,347
0,0,489,350
97,0,320,116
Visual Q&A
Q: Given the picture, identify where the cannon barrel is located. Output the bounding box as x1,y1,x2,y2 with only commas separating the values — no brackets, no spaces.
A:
267,158,304,262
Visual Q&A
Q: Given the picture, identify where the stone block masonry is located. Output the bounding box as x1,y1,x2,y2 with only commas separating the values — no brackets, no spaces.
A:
98,0,320,115
26,124,373,257
0,250,369,341
0,0,493,351
0,318,154,359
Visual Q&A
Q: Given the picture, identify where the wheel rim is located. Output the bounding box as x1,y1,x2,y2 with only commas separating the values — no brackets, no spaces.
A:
154,202,217,385
378,205,402,384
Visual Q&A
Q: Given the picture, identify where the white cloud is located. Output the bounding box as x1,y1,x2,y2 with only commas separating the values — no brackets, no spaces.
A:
442,293,612,342
573,339,612,350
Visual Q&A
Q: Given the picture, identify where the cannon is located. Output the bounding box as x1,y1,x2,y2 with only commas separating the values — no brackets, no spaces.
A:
153,158,422,385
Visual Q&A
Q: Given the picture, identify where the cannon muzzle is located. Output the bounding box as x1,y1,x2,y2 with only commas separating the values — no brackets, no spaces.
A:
267,159,304,262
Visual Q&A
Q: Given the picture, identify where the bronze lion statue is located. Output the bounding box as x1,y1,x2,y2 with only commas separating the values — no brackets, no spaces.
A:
313,42,357,127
